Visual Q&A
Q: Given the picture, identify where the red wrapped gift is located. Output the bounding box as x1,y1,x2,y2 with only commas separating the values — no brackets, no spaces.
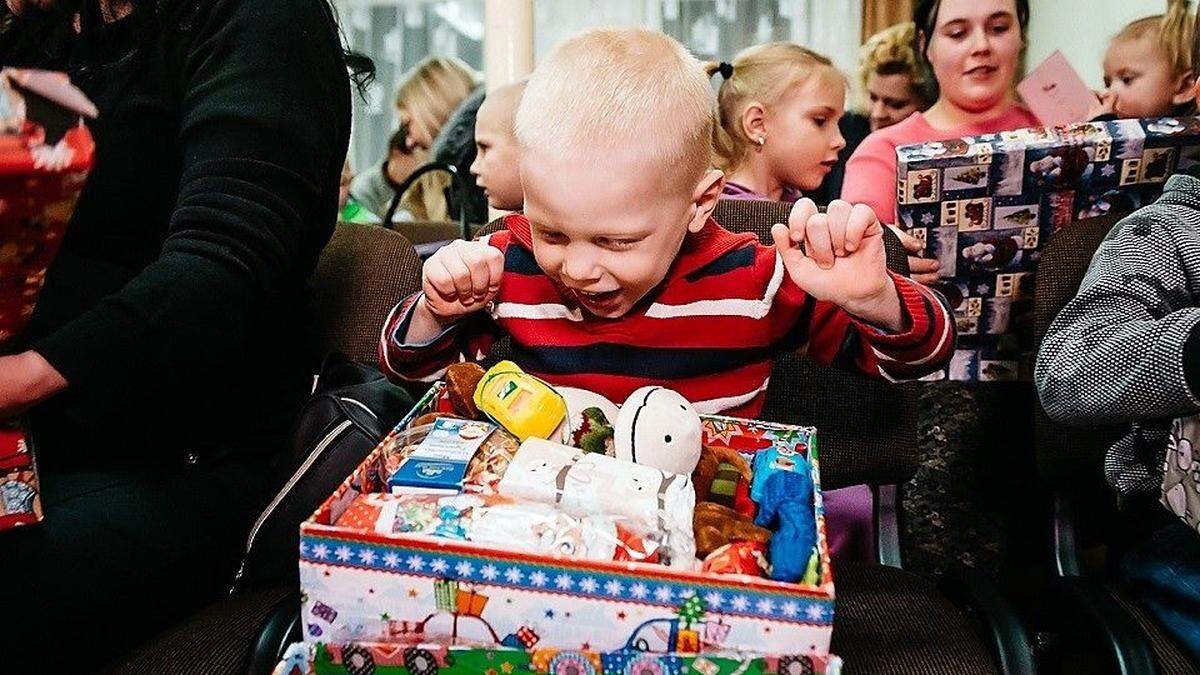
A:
0,420,40,529
0,68,96,532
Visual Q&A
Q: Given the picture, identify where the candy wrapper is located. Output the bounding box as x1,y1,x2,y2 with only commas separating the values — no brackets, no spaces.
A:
497,437,696,568
0,69,96,532
336,492,661,563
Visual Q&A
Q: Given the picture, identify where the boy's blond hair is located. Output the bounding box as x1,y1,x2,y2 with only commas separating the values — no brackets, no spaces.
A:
515,27,714,186
858,23,934,109
703,43,842,173
1113,0,1196,83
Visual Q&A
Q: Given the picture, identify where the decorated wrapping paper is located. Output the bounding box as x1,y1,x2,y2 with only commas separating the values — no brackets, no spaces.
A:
0,69,96,532
270,640,844,674
896,116,1200,381
300,383,836,666
0,420,40,529
1163,415,1200,535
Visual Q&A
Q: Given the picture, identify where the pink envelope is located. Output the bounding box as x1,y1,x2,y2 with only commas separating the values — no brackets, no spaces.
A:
1017,50,1095,127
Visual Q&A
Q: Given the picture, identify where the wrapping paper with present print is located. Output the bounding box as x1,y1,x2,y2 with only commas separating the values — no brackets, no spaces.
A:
272,640,844,674
299,385,837,669
896,116,1200,381
0,420,40,529
0,70,96,532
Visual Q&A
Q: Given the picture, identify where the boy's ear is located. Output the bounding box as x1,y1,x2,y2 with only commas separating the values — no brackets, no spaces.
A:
1171,71,1197,105
688,170,725,233
739,102,767,141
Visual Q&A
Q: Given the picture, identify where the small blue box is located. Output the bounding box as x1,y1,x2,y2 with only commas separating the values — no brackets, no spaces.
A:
386,417,495,494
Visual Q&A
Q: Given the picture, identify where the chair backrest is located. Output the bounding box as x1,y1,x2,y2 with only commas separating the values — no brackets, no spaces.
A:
1031,211,1128,483
713,198,922,489
310,223,422,365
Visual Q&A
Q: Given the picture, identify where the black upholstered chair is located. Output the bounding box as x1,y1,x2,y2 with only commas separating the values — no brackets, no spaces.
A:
309,222,423,366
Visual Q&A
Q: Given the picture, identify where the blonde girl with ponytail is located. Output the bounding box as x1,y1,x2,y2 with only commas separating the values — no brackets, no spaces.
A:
1102,0,1197,118
704,43,848,202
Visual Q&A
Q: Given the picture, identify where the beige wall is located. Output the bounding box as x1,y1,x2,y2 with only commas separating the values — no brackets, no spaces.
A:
1026,0,1168,89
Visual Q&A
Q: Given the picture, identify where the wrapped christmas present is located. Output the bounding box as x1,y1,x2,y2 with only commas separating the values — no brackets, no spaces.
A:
0,69,97,532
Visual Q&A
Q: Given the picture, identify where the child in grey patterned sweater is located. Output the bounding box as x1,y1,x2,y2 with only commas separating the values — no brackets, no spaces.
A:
1036,151,1200,658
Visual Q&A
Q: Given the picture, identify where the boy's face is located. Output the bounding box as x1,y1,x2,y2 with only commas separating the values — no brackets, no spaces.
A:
471,98,525,211
1104,34,1193,119
521,146,721,319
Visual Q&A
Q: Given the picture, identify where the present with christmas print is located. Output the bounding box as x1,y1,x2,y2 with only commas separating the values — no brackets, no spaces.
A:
0,69,96,533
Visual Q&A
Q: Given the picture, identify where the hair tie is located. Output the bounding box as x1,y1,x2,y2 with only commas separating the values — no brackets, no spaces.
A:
717,61,734,80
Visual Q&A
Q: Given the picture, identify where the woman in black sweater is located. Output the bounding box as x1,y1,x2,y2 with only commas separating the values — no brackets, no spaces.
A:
0,0,365,668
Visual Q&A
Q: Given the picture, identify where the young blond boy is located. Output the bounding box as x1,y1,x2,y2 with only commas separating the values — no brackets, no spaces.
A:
470,80,526,212
381,27,952,419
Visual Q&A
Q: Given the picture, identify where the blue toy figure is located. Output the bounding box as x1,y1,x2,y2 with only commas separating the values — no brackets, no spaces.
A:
754,466,817,583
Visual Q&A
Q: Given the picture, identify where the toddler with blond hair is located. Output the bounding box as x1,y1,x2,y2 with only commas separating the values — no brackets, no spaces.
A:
381,27,954,561
1101,0,1196,118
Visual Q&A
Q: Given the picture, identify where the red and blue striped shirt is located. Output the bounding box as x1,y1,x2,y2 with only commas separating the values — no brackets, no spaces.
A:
380,214,954,418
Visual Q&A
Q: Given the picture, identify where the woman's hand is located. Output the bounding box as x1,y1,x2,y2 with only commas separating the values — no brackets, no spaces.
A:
0,351,68,419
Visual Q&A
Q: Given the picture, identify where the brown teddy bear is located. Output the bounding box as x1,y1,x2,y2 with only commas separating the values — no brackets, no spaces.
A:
694,502,771,558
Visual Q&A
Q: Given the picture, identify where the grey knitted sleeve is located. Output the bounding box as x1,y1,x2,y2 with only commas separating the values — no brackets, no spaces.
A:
1035,207,1200,425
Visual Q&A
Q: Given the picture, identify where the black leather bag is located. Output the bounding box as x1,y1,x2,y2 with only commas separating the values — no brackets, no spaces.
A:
230,354,413,592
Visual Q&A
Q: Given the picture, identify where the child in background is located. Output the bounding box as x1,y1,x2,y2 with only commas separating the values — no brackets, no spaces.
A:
1101,0,1196,119
705,43,846,203
1036,41,1200,655
348,126,419,223
381,27,955,565
703,44,888,562
470,81,527,212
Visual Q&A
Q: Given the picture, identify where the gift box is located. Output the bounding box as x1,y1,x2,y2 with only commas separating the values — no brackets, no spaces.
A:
298,384,842,674
0,420,40,529
0,69,96,532
896,116,1200,381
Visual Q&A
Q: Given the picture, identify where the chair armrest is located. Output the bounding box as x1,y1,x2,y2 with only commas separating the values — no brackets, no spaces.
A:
247,589,302,675
873,483,904,568
940,569,1037,675
1053,576,1160,675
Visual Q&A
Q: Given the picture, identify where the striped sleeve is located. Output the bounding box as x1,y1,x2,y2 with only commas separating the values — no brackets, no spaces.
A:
797,272,954,381
853,274,955,381
377,292,498,383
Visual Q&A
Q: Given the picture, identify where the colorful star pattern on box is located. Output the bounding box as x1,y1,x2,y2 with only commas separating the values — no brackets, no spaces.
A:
300,535,833,625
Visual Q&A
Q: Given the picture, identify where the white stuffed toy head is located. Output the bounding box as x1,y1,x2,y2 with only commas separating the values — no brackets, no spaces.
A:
613,386,702,475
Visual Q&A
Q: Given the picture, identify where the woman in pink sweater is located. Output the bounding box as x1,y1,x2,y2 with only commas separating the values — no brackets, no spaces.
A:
843,0,1037,282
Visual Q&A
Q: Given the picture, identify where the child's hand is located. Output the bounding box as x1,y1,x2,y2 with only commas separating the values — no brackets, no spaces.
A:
772,199,903,332
1088,89,1117,120
421,240,505,322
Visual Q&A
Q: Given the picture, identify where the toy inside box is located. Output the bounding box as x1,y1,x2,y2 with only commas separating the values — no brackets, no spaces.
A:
0,69,96,532
300,363,840,675
896,116,1200,381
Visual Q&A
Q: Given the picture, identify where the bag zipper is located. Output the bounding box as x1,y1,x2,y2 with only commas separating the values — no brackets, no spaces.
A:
230,418,355,593
339,396,379,421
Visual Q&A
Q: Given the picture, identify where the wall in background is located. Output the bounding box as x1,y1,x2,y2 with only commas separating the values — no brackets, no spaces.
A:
1026,0,1167,88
